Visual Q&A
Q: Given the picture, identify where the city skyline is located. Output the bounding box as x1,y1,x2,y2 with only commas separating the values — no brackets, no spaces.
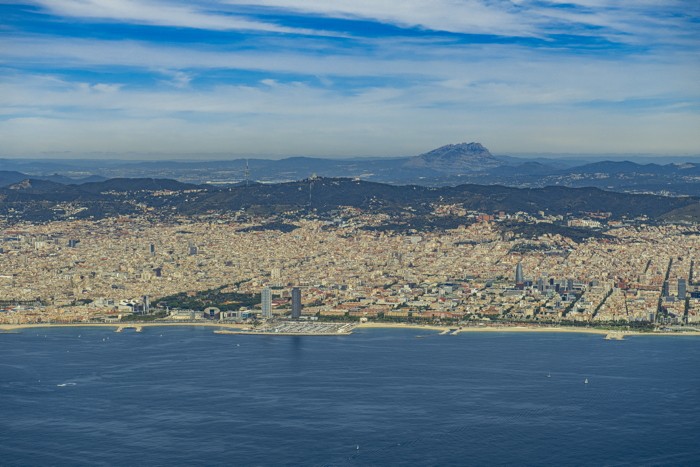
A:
1,1,699,159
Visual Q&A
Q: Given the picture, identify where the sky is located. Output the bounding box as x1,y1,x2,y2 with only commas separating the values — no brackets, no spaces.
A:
1,1,699,159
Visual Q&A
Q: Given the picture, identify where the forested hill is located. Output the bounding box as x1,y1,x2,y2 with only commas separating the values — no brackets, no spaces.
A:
1,176,698,223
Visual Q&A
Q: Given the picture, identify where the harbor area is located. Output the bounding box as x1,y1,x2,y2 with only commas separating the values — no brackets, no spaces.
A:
214,321,355,336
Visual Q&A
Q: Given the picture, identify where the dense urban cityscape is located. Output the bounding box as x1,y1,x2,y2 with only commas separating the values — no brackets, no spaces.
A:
2,206,699,331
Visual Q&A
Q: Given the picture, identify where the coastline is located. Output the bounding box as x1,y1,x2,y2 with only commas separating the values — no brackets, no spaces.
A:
0,322,251,332
355,322,700,337
2,321,699,337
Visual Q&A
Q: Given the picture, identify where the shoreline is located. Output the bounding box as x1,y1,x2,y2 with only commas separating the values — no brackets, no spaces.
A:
354,322,700,337
0,322,250,332
214,329,352,336
2,321,699,337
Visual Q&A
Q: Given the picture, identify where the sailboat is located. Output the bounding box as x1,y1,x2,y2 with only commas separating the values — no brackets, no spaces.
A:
584,378,589,384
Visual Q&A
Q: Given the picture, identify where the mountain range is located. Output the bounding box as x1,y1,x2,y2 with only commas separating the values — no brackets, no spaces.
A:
0,171,106,188
3,142,700,196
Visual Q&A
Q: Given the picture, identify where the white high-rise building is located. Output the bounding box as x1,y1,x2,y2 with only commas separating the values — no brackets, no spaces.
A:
261,287,272,319
271,268,281,286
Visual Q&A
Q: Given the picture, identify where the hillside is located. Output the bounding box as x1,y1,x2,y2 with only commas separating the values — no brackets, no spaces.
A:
1,176,699,224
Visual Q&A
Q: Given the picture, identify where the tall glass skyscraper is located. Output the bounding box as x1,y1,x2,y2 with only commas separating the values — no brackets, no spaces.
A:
291,287,302,319
678,278,687,300
515,262,524,284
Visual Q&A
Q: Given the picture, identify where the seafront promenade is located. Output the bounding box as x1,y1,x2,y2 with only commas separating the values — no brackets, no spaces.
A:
2,320,700,337
0,321,252,332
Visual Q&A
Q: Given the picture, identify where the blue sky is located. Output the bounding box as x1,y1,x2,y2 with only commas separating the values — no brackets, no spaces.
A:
1,0,699,159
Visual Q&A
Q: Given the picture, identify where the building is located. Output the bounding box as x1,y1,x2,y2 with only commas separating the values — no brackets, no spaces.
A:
271,267,281,284
678,278,687,300
261,287,272,319
291,287,302,319
515,262,524,284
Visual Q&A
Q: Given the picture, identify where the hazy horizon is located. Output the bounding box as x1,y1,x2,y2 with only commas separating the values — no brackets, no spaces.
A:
1,1,699,159
3,148,700,164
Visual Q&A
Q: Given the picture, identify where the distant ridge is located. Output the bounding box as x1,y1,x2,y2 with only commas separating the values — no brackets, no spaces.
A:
0,170,107,188
7,179,66,193
5,147,700,196
0,171,28,187
405,142,502,172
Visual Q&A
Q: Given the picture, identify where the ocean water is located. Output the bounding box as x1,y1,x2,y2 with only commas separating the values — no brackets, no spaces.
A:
1,327,699,466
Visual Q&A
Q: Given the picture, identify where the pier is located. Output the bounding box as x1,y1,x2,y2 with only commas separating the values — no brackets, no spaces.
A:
115,325,143,333
604,332,625,340
215,321,355,336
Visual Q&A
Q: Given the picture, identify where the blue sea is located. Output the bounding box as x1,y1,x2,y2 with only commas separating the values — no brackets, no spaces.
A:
1,327,699,466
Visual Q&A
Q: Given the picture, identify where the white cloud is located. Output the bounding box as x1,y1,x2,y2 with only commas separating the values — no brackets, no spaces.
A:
158,70,193,88
88,83,123,93
1,66,698,157
4,35,699,93
23,0,698,45
226,0,534,37
223,0,699,45
26,0,338,36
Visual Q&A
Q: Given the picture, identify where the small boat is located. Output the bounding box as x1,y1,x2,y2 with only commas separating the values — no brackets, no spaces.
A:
547,373,551,378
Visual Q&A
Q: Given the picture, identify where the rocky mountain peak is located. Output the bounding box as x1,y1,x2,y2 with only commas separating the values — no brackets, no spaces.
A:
9,179,33,190
404,142,501,172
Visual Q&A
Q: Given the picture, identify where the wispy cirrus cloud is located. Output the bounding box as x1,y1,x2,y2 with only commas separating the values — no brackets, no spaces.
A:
26,0,339,36
20,0,699,45
225,0,533,37
223,0,699,45
3,35,698,98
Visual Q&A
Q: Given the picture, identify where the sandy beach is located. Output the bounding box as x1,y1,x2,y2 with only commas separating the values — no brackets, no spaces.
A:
355,322,700,337
0,322,251,332
357,322,608,334
2,321,699,337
